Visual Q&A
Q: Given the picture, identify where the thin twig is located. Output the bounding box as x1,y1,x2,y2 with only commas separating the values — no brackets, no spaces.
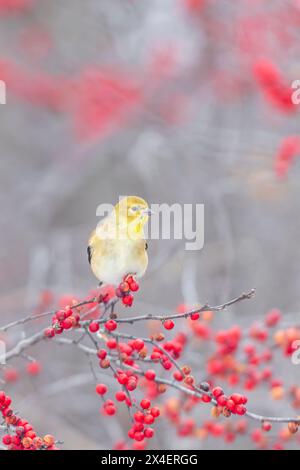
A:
0,298,99,332
86,289,256,326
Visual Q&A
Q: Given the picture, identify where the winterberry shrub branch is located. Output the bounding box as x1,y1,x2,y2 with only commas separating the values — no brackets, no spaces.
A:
1,280,300,450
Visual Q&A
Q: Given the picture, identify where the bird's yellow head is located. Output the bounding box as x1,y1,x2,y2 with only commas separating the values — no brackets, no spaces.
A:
114,196,151,237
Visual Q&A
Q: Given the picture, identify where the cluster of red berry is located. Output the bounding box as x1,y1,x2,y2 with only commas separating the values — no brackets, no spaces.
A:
3,361,42,384
44,277,142,338
93,354,163,450
211,387,247,416
161,383,248,443
215,326,242,355
127,403,159,443
116,275,139,307
44,307,79,338
0,391,57,450
201,309,288,402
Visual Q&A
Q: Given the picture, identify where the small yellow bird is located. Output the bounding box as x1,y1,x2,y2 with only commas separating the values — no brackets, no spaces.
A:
88,196,151,286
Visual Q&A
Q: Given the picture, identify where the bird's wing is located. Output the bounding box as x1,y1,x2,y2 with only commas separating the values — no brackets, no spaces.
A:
87,245,92,265
87,230,99,264
88,229,108,264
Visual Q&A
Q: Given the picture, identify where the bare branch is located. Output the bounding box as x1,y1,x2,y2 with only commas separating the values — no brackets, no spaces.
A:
94,289,256,325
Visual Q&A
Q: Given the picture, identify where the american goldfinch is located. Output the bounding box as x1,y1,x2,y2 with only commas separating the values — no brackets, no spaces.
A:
88,196,151,285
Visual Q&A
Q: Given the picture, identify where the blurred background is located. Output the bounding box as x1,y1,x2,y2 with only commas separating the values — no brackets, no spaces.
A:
1,0,300,450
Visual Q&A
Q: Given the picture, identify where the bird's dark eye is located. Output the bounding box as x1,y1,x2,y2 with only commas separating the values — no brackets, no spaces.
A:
131,206,138,212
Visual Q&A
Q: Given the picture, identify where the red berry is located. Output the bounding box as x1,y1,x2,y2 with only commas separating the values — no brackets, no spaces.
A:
53,325,63,335
105,405,116,416
104,399,114,407
226,399,236,411
129,281,139,292
144,427,154,438
44,328,55,338
26,362,41,376
251,429,262,443
145,369,156,381
217,395,227,407
24,424,33,432
265,309,281,327
133,339,145,351
190,312,200,321
140,399,151,409
25,430,36,439
134,411,145,423
99,358,110,368
231,393,243,404
133,423,144,432
122,294,134,307
89,322,99,333
134,432,144,442
115,391,126,402
133,440,146,450
119,281,130,293
12,436,21,446
164,320,174,330
115,288,123,298
107,338,117,349
162,360,172,370
128,429,135,439
273,443,284,450
117,373,128,385
202,394,212,403
96,383,107,395
262,421,272,432
4,368,19,383
55,310,65,321
173,370,184,381
62,318,73,330
144,414,154,424
240,395,248,405
4,396,11,407
150,407,160,418
127,379,137,391
151,351,161,361
212,387,224,398
244,344,256,356
105,320,117,331
64,308,73,318
97,349,107,360
2,435,11,445
235,405,246,416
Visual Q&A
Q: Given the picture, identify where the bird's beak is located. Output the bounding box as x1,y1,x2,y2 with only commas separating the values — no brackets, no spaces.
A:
143,208,154,216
